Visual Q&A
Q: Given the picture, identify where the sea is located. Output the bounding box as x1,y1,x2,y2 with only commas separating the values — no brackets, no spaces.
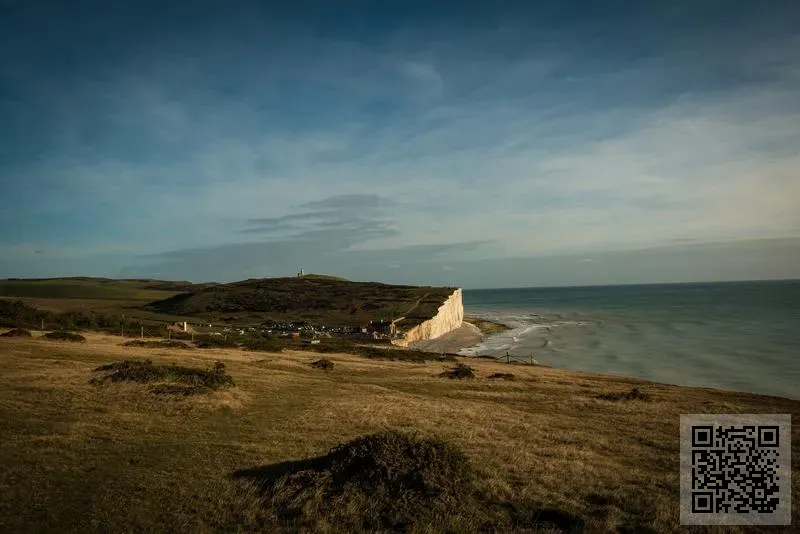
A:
459,280,800,400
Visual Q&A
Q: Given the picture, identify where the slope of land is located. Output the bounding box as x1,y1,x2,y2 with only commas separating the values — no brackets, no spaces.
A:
0,331,797,533
0,278,184,302
147,277,456,327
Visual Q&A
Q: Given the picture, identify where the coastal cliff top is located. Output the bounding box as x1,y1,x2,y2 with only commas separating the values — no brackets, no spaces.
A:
146,276,458,327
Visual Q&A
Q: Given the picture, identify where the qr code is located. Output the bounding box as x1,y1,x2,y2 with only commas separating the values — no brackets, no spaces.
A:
680,414,791,526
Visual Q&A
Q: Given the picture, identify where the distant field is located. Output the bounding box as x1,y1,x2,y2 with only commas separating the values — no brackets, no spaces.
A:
0,297,146,313
0,279,179,302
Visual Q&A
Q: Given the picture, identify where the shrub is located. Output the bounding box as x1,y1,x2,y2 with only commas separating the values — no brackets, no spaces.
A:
1,328,32,338
598,387,651,402
194,336,238,349
439,363,475,379
310,358,334,370
123,340,191,349
487,372,515,380
91,359,234,395
235,431,481,532
42,331,86,342
234,431,586,533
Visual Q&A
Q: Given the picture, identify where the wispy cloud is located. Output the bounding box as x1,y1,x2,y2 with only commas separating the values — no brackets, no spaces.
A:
1,2,798,284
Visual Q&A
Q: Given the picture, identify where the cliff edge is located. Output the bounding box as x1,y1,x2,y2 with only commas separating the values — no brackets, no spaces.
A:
392,288,463,347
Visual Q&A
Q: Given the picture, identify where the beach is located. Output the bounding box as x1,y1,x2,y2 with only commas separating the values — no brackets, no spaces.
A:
407,320,484,353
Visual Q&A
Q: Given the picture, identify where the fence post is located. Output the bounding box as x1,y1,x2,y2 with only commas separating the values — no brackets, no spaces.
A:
506,351,510,363
168,329,171,341
141,326,144,339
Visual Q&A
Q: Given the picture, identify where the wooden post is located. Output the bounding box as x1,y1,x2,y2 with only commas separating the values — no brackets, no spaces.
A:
168,329,171,340
506,351,510,363
141,326,144,339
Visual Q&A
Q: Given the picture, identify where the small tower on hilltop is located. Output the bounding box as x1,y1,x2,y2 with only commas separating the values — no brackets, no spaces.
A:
297,268,304,277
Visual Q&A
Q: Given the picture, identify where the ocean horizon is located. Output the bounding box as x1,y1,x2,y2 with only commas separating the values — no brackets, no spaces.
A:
460,279,800,400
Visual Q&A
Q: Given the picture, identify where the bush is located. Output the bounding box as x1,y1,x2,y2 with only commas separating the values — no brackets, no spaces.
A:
235,431,481,532
439,363,475,379
194,336,238,349
42,331,86,342
91,359,234,395
233,430,586,532
123,340,191,349
310,358,334,370
598,387,651,402
487,372,515,380
1,328,32,338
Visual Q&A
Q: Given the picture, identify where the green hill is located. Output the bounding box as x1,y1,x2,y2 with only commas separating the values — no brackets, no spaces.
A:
146,277,455,327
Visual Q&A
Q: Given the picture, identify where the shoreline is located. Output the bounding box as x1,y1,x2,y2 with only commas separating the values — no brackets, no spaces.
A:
406,316,511,354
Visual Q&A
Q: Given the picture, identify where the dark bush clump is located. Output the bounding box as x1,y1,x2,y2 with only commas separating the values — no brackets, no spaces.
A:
42,331,86,342
598,387,651,402
195,336,239,349
1,328,32,338
91,359,233,395
310,358,334,370
487,372,515,380
123,340,191,349
234,430,586,533
235,431,482,532
439,363,475,379
233,430,586,532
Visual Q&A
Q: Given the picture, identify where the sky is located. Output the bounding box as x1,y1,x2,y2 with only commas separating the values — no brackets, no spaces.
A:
1,0,799,289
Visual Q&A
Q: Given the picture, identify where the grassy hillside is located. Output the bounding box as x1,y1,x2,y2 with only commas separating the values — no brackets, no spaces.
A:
0,278,219,320
147,277,456,327
0,278,181,301
0,332,797,532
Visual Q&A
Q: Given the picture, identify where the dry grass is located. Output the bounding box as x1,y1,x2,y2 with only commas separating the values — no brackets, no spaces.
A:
0,331,798,533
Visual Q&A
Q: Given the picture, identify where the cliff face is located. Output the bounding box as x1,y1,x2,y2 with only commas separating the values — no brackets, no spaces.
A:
393,289,463,347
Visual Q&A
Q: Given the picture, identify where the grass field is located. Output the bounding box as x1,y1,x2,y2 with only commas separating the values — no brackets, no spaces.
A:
0,331,797,533
0,279,180,302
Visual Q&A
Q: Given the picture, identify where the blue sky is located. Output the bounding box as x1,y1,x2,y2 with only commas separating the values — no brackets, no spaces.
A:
1,0,799,288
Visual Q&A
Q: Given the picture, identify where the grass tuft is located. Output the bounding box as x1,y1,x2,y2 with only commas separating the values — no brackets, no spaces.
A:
234,430,584,533
123,340,191,349
91,359,234,395
439,363,475,379
597,387,651,402
310,358,334,370
487,372,515,380
42,331,86,342
1,328,32,337
194,337,239,349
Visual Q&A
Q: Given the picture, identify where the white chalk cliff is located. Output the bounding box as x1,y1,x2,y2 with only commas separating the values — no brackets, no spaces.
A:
393,288,463,347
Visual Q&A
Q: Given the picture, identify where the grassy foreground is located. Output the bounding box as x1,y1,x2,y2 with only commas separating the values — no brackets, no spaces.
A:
0,331,797,533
